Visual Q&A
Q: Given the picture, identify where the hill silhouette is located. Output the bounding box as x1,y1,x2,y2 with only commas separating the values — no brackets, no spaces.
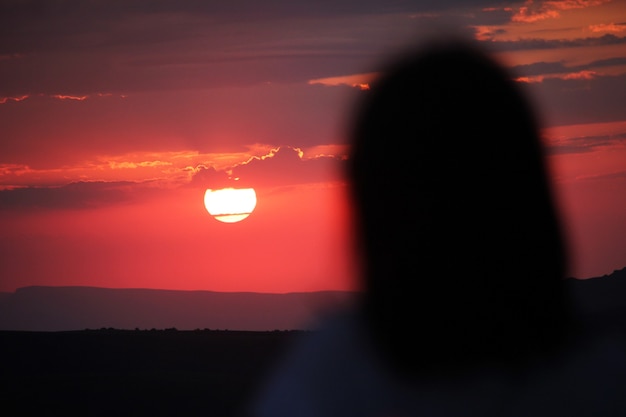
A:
1,268,625,416
0,287,356,331
1,268,626,332
567,267,626,334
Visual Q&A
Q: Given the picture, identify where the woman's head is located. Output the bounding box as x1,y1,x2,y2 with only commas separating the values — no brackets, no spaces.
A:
348,39,571,374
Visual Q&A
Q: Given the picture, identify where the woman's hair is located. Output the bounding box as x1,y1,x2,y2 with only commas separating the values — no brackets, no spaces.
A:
347,39,572,377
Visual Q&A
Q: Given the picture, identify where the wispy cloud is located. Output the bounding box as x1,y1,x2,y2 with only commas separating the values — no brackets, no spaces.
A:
511,55,626,84
473,25,508,41
526,72,626,125
51,94,88,101
191,146,346,190
545,130,626,154
511,0,610,23
588,22,626,33
486,33,626,51
1,93,126,104
562,70,597,79
0,149,276,189
516,70,599,82
108,160,172,170
0,95,29,104
511,56,626,76
0,163,36,178
308,72,376,90
0,181,150,210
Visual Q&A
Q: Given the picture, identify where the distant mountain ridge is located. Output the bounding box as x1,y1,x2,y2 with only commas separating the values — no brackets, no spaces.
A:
0,286,357,331
567,267,626,331
1,267,625,332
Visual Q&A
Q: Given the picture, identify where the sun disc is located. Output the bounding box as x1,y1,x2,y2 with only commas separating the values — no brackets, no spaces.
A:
204,188,257,223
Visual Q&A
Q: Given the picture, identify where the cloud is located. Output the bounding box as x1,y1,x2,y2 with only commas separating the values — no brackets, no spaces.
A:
0,93,125,105
524,72,626,126
473,25,508,41
188,166,236,189
0,80,362,170
233,146,346,188
0,181,152,211
0,1,506,30
51,94,88,101
516,70,598,83
545,131,626,154
512,6,559,23
561,70,597,79
0,95,29,104
582,169,626,181
510,0,610,23
0,164,36,185
0,150,250,189
308,73,377,90
511,57,626,77
589,22,626,33
108,160,172,170
0,0,507,97
485,34,626,51
190,146,346,190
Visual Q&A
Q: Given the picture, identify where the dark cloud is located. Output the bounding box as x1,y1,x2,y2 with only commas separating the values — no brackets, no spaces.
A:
188,166,235,189
485,34,626,52
0,0,504,31
546,131,626,155
585,170,626,181
525,73,626,126
0,0,504,96
511,57,626,77
232,146,346,189
0,39,377,96
0,181,151,210
190,146,346,190
511,61,571,77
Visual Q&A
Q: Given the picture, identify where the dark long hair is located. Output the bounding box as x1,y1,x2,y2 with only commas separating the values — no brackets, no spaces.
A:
347,39,572,377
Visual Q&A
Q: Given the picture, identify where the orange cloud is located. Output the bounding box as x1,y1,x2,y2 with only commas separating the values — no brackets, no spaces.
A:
303,144,350,160
513,8,559,23
47,93,127,102
51,94,88,101
511,0,610,23
547,0,610,11
562,70,597,79
0,163,35,177
515,70,598,83
473,26,509,41
0,149,268,189
589,23,626,33
108,160,173,170
191,146,346,190
0,95,29,104
475,26,493,41
515,75,546,83
308,72,377,90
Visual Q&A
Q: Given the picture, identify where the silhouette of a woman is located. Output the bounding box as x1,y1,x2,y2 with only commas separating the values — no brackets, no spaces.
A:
350,39,571,378
251,38,626,417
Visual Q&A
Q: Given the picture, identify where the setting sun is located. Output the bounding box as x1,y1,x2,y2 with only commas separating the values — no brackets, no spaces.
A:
204,188,257,223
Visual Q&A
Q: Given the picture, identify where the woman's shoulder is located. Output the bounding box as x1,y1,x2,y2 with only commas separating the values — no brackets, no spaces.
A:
510,328,626,416
249,310,401,417
250,311,626,417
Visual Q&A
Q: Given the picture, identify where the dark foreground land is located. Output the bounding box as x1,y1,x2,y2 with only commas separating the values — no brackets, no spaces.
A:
0,329,302,417
3,269,626,417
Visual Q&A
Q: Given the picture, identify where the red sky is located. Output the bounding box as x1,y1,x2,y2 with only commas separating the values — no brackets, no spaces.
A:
1,0,626,293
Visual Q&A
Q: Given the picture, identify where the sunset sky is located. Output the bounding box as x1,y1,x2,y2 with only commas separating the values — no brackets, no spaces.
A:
1,0,626,293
